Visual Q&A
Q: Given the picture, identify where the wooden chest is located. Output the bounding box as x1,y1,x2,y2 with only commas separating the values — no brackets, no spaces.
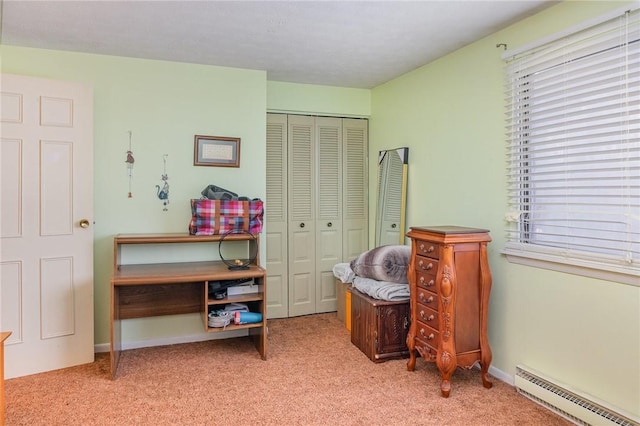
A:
349,288,410,362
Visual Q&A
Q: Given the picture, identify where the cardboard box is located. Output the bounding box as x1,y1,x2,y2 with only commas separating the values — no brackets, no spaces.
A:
336,278,352,330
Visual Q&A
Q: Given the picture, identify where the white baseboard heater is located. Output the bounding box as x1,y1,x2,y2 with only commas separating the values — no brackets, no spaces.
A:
514,366,639,426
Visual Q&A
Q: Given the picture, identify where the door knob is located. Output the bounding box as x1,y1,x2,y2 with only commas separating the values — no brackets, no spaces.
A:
79,219,91,228
299,222,305,228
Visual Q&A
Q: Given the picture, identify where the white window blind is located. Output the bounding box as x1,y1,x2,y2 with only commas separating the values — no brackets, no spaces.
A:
502,7,640,285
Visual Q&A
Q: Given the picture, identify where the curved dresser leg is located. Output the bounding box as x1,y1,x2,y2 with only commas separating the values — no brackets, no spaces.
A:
440,378,451,398
480,362,493,389
406,340,417,371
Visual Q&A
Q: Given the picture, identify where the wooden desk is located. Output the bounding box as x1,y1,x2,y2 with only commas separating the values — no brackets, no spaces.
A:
110,233,267,379
1,331,11,426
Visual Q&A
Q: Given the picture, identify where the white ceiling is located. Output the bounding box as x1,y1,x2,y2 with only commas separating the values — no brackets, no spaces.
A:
0,0,557,89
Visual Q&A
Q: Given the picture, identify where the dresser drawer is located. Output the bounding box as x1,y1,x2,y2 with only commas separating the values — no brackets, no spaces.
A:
416,270,436,291
416,240,440,259
416,256,438,274
416,323,440,349
416,289,438,310
415,339,437,361
416,304,439,329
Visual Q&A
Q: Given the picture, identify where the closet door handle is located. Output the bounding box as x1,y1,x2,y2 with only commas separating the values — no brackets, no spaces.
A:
299,222,305,228
327,222,332,227
391,223,397,228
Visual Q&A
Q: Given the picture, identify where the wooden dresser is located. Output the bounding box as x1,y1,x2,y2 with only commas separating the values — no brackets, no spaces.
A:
406,226,493,397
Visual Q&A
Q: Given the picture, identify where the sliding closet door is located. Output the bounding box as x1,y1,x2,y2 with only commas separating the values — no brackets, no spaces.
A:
342,118,368,260
287,115,316,317
315,117,343,313
265,113,288,319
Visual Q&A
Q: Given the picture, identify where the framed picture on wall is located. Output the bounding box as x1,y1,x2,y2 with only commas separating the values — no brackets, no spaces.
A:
194,135,241,167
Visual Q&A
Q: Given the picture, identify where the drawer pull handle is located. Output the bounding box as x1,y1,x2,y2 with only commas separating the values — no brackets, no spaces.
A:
420,329,435,340
420,311,435,322
419,243,436,254
418,260,434,270
418,293,434,303
419,276,435,287
420,311,436,321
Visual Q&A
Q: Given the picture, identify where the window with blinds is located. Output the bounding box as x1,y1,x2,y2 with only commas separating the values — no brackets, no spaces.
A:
502,6,639,285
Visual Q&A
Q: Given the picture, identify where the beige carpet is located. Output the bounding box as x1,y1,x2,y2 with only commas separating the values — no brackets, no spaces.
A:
5,313,571,425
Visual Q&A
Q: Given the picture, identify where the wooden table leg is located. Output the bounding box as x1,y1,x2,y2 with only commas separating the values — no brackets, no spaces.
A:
110,283,121,380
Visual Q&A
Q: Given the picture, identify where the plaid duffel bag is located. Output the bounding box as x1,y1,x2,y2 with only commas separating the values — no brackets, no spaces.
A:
188,199,264,235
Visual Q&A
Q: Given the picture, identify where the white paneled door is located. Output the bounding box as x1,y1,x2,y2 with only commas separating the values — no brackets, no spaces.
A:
1,74,94,379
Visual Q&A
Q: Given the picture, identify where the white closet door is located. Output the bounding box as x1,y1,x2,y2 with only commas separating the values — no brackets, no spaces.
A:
266,114,368,318
265,113,288,319
342,118,368,260
315,117,342,313
287,115,316,317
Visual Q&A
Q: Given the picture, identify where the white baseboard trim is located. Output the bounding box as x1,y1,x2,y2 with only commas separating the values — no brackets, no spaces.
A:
489,364,514,386
94,329,248,353
471,363,514,386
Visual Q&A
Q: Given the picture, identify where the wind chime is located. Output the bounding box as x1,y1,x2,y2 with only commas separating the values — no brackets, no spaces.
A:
125,131,135,198
156,154,170,211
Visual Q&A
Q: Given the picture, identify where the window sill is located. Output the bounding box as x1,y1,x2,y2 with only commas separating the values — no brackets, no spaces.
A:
502,244,640,287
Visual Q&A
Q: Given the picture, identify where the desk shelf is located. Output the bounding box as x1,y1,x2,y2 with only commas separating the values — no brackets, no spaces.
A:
110,233,267,379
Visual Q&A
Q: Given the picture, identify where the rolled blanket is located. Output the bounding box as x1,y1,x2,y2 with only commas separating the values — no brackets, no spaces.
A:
352,276,410,301
349,245,411,283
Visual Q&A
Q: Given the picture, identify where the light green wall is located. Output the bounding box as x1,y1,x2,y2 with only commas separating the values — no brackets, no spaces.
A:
370,1,639,417
267,80,370,117
1,46,268,346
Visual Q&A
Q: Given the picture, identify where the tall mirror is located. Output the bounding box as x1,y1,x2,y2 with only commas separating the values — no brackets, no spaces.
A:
375,147,409,246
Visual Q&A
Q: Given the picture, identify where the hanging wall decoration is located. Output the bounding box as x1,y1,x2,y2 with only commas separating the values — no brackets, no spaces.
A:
156,154,170,211
125,130,135,198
